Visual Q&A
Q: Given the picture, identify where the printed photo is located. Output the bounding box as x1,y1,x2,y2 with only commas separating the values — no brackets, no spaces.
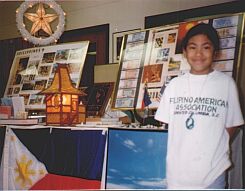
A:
142,64,163,83
34,80,47,90
28,60,40,69
120,69,140,79
38,65,52,77
13,57,29,85
219,37,236,49
122,60,142,70
125,42,145,52
28,94,44,105
154,37,164,48
18,61,39,77
41,52,56,63
117,88,136,98
213,60,234,72
215,48,235,61
115,97,134,108
216,26,237,38
167,33,177,43
118,79,138,89
123,49,144,61
55,49,70,62
168,56,181,72
127,31,146,43
21,81,35,91
156,48,170,63
212,15,239,29
69,48,84,61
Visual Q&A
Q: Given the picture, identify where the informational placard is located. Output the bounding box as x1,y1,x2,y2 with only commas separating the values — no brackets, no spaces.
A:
112,13,244,110
4,41,89,109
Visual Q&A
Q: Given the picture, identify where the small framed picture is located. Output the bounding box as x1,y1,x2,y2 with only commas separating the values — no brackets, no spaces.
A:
112,29,141,63
85,82,114,117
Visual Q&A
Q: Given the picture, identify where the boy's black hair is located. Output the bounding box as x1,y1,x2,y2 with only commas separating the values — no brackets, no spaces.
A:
181,23,220,52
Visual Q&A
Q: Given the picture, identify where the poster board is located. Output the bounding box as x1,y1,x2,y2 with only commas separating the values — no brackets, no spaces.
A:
4,41,89,109
106,129,168,189
112,13,244,110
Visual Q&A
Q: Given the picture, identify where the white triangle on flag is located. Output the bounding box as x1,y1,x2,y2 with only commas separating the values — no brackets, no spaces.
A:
0,128,48,190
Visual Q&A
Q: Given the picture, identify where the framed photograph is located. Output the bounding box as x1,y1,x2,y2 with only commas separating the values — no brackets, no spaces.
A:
112,29,141,63
85,82,114,117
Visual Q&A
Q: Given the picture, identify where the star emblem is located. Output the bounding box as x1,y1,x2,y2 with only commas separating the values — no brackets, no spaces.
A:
24,3,58,36
14,155,35,188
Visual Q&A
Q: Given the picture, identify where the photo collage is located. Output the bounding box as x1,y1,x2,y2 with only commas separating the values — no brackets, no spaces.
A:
113,13,244,110
4,41,89,109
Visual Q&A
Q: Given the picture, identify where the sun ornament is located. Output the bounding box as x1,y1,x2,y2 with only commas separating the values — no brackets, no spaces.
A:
16,1,66,46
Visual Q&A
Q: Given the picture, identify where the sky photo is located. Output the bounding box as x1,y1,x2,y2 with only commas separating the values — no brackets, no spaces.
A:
106,129,168,189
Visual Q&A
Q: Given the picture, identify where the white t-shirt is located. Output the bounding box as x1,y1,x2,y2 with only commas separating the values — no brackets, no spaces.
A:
155,70,244,189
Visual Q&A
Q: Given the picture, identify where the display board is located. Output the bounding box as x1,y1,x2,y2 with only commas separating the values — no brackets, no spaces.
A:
112,13,244,110
4,41,89,109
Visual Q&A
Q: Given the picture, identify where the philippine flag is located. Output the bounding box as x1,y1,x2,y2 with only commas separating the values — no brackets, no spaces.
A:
0,127,107,190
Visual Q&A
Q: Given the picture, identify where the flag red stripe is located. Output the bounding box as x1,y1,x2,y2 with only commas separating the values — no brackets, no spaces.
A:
30,173,101,190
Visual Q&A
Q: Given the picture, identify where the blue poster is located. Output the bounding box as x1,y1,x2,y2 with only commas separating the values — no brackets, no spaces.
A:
106,129,168,189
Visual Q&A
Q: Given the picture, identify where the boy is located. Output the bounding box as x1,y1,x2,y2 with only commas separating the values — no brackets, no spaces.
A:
155,23,244,189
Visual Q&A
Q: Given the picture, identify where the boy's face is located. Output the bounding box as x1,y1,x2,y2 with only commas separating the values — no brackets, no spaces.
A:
183,34,215,75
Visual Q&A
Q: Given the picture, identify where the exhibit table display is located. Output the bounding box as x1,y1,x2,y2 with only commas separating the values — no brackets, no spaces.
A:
0,125,168,190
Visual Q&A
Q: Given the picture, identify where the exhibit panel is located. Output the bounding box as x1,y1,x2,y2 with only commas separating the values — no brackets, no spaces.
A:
4,42,89,110
112,13,244,110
